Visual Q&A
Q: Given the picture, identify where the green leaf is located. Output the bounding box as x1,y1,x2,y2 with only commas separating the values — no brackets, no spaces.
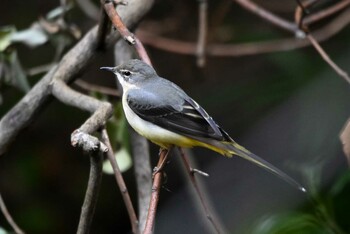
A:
329,170,350,196
0,226,9,234
103,147,133,174
251,213,327,234
46,3,73,20
0,25,16,51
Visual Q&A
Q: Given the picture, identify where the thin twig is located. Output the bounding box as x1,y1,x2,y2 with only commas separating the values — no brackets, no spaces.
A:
77,151,104,234
143,149,169,234
307,34,350,84
208,0,232,42
179,148,222,234
96,0,111,50
74,79,121,97
0,0,154,155
233,0,302,35
137,6,350,57
0,193,25,234
101,128,140,234
196,0,208,67
103,1,136,44
134,37,152,66
303,0,350,25
103,1,151,65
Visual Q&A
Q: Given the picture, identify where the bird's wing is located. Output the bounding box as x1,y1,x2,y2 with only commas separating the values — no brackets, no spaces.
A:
126,88,227,141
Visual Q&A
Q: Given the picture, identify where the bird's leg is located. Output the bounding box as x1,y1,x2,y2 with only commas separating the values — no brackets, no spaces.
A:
152,147,172,178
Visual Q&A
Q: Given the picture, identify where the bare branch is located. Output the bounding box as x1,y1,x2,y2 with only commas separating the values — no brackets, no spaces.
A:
196,0,208,67
96,2,111,50
104,1,135,44
104,1,152,65
137,8,350,57
134,37,152,66
0,0,154,155
74,79,121,97
232,0,303,36
143,149,169,234
51,79,113,136
77,151,104,234
303,0,350,25
0,193,25,234
113,39,152,232
179,148,223,234
101,129,140,234
306,34,350,84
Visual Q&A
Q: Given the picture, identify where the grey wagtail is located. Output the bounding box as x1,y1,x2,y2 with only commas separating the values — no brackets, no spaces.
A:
101,59,306,192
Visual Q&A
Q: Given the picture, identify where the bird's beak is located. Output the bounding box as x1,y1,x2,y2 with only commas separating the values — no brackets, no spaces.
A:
100,67,114,72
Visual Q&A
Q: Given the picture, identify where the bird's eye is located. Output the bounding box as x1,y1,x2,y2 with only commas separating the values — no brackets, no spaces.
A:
121,70,131,77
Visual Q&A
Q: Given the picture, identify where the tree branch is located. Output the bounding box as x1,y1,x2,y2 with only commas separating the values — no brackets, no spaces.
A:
179,148,224,234
306,34,350,84
104,0,152,65
196,0,208,67
137,7,350,57
113,38,152,232
77,150,104,234
74,79,121,97
143,149,169,234
0,193,25,234
302,0,350,26
101,129,140,234
0,0,154,155
233,0,303,36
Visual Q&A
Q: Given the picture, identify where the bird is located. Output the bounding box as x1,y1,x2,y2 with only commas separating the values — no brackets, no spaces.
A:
100,59,306,192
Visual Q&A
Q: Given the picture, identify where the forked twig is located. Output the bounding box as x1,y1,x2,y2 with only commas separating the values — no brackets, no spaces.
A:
179,148,223,234
103,0,151,65
307,34,350,84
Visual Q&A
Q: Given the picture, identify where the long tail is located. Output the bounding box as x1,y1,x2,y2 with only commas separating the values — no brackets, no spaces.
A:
194,136,306,192
225,141,306,192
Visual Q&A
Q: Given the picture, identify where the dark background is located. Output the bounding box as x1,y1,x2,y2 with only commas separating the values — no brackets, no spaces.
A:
1,0,350,233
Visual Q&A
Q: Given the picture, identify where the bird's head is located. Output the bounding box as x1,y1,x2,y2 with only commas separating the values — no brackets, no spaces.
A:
100,59,156,89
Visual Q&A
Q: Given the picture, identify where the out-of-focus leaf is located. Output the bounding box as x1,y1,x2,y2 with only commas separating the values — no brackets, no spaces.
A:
46,4,73,20
340,118,350,165
0,226,9,234
11,23,48,48
329,170,350,232
0,26,16,52
330,170,350,196
8,51,30,92
251,213,327,234
0,50,30,93
103,147,133,174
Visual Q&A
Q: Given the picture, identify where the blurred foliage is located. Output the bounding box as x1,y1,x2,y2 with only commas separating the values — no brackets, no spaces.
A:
250,170,350,234
0,4,80,104
1,0,350,233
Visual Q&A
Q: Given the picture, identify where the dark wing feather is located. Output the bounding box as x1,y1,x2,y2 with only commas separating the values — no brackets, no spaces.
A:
126,89,229,142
